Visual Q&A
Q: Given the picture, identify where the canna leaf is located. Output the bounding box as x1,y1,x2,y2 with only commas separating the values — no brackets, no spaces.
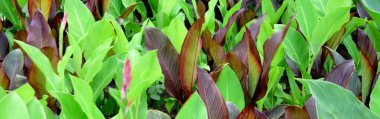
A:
325,60,355,88
82,20,115,59
0,92,29,119
27,9,57,51
176,92,207,119
370,77,380,116
214,9,245,45
355,29,378,103
0,0,22,28
360,0,380,26
118,3,137,20
253,17,293,102
0,30,9,60
144,27,183,102
303,80,379,119
237,105,268,119
179,17,204,98
28,0,52,20
245,27,262,98
285,106,310,119
216,65,245,111
295,0,318,40
282,27,309,76
54,92,88,119
202,30,228,65
310,6,350,55
2,49,24,90
162,13,188,53
197,68,229,119
65,0,95,40
26,98,46,119
0,65,9,89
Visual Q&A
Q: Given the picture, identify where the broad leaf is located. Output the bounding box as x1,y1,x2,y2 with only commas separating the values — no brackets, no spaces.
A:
65,0,95,39
295,0,318,40
27,9,57,50
361,0,380,25
282,27,309,76
197,68,229,119
82,20,115,58
2,49,24,90
303,80,379,119
15,40,64,92
310,6,350,55
325,60,355,88
0,92,29,119
144,27,183,101
246,27,262,98
179,17,204,98
54,92,87,119
162,14,188,53
176,92,207,119
14,83,35,103
26,98,46,119
216,65,245,111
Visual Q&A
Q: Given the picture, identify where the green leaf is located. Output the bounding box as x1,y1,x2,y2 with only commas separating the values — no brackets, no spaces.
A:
0,92,29,119
262,0,276,24
366,21,380,52
26,98,46,119
295,0,318,40
81,46,112,82
310,0,327,16
310,6,350,55
361,0,380,25
127,50,163,99
108,0,125,18
0,0,22,28
303,80,379,118
71,76,104,119
179,0,194,24
126,93,148,119
370,77,380,116
201,0,217,33
65,0,95,40
103,13,129,54
15,40,64,92
54,92,87,119
15,83,35,103
176,92,207,119
256,66,285,110
82,20,115,58
216,65,245,111
162,13,188,53
282,27,309,71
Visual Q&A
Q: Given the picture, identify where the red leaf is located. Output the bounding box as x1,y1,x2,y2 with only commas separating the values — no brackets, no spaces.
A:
197,68,229,119
209,64,226,82
2,49,25,90
226,51,251,100
28,0,53,20
324,46,346,65
27,10,58,52
202,29,228,66
0,30,9,60
233,15,266,67
246,27,262,98
179,17,204,98
144,27,183,102
355,29,378,103
285,55,301,77
326,60,355,88
285,106,310,119
214,9,245,45
253,17,294,102
304,97,317,119
119,3,138,20
237,105,268,119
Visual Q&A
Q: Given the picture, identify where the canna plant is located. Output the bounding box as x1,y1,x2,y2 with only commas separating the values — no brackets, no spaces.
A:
0,0,380,119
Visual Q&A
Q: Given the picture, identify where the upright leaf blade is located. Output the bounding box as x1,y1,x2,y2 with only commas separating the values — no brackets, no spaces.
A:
295,0,318,40
179,17,204,98
0,0,22,28
356,29,378,103
176,92,207,119
2,49,24,90
0,92,29,119
197,68,229,119
216,66,245,111
246,27,262,98
253,17,293,102
144,27,183,101
214,9,245,45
